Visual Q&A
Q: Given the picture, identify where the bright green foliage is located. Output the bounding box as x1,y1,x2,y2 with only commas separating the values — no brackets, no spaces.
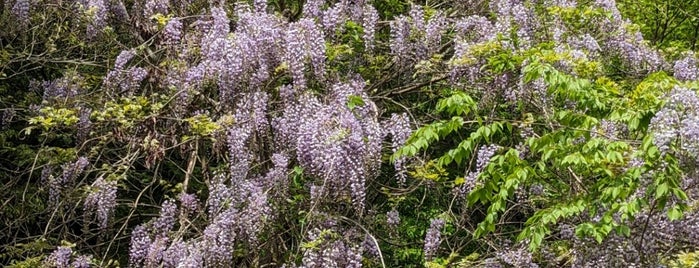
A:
666,250,699,268
394,40,691,253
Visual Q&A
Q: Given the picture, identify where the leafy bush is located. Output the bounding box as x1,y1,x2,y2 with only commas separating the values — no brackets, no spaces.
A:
1,0,699,267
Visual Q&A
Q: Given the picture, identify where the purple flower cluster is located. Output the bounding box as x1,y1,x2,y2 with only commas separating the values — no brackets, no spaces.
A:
300,227,363,268
387,208,400,227
494,245,538,268
362,5,379,51
302,0,323,19
490,0,537,49
161,239,186,267
236,181,272,245
45,246,72,268
206,173,231,218
50,157,89,206
591,119,624,139
103,50,148,95
362,234,380,258
11,0,30,27
384,113,412,185
71,255,91,268
109,0,129,21
321,2,346,34
285,19,326,90
273,92,322,150
202,6,229,54
423,218,445,261
226,125,253,182
162,18,183,47
453,16,496,43
593,10,665,72
594,0,622,22
450,16,497,83
77,107,92,144
390,4,449,62
198,7,287,103
41,76,82,102
83,176,117,229
461,144,500,195
295,80,383,213
44,246,92,268
153,200,178,234
143,235,169,267
235,92,270,134
312,0,376,43
253,0,267,12
114,50,135,70
425,12,447,52
128,199,211,267
649,86,699,157
86,0,107,38
178,192,199,215
1,108,15,129
569,34,602,55
129,225,152,266
202,207,238,266
673,54,699,82
143,0,169,19
263,153,290,191
546,0,577,7
389,16,411,59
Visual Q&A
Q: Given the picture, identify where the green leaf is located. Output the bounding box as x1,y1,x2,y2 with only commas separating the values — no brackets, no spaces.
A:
667,206,684,220
346,95,366,110
656,183,669,199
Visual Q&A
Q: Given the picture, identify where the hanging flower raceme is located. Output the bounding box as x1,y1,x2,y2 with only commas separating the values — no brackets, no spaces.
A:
83,176,117,229
295,80,382,214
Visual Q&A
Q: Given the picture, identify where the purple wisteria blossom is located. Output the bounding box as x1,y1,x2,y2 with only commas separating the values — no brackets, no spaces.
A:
162,18,183,46
86,0,107,38
423,218,445,261
387,208,400,227
300,227,364,268
362,5,379,51
461,144,500,196
50,157,89,206
44,246,72,268
153,199,178,234
178,192,200,215
202,207,237,266
129,225,152,266
673,54,699,82
390,16,411,59
285,19,326,89
295,80,382,213
83,176,117,229
384,113,412,185
11,0,30,26
77,107,92,144
143,0,169,19
650,86,699,158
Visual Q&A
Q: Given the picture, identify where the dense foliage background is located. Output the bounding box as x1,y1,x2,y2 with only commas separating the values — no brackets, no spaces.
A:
2,0,699,267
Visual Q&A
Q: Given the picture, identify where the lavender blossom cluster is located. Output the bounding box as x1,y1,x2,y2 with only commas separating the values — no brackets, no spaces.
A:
44,246,91,268
460,144,500,196
389,4,448,63
300,225,364,268
49,157,89,207
649,86,699,159
294,80,382,213
423,218,445,261
83,176,117,229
